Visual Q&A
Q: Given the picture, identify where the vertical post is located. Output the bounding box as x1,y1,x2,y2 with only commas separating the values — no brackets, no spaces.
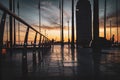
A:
0,13,7,54
93,0,99,40
9,0,13,50
104,0,106,39
59,0,62,45
34,32,37,47
71,0,74,47
68,20,70,44
17,0,20,44
13,0,16,46
38,35,42,62
39,35,42,47
41,37,45,56
42,37,44,48
22,27,29,75
110,20,112,40
61,0,64,46
33,32,37,68
39,0,41,33
0,13,7,77
6,22,8,43
116,0,118,43
44,37,46,47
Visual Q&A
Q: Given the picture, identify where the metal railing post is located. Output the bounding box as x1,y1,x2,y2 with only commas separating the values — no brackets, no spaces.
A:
0,12,6,54
22,27,29,75
33,32,38,69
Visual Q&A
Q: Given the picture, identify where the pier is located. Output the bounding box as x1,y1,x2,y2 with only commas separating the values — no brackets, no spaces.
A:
0,0,120,80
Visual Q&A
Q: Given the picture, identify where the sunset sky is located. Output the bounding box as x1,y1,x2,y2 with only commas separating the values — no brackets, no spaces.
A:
0,0,120,43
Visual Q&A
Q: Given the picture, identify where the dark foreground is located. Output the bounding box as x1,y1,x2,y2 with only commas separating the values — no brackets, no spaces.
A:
0,45,120,80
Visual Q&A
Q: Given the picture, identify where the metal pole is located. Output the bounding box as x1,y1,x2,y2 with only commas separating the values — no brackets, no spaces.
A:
9,0,13,49
116,0,118,43
13,0,16,46
93,0,99,40
22,27,29,75
104,0,107,39
71,0,74,47
59,0,62,44
39,0,41,33
68,20,70,44
17,0,20,44
0,13,7,53
6,22,8,42
61,0,64,46
110,20,112,40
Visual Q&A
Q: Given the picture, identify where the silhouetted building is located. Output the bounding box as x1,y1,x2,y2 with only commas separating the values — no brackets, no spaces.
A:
76,0,92,47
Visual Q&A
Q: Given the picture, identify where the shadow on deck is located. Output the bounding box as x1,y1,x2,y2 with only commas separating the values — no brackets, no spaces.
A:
0,45,120,80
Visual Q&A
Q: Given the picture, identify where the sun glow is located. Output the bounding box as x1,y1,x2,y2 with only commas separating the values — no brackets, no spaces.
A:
100,27,120,42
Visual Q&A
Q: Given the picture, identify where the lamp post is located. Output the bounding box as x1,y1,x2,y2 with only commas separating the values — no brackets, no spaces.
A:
61,0,64,46
17,0,20,44
9,0,13,49
71,0,74,47
116,0,119,43
68,20,70,44
104,0,107,39
93,0,99,40
39,0,41,33
110,20,112,40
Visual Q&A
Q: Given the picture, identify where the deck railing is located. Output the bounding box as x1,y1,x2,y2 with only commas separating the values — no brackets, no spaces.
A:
0,2,51,51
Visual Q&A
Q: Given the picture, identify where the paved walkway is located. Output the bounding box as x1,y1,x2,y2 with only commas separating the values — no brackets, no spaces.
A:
1,45,120,80
37,45,78,77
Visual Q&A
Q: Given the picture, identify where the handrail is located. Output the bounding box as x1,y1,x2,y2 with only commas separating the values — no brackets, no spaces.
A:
0,2,51,46
0,2,50,41
0,2,51,74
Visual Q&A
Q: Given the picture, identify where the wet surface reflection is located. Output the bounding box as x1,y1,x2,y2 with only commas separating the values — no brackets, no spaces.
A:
1,45,120,80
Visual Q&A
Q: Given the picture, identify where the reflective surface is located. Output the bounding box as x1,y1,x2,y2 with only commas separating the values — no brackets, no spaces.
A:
1,45,120,80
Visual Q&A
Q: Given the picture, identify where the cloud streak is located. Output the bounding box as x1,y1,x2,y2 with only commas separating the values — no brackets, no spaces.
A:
33,24,68,30
100,10,120,27
40,1,70,25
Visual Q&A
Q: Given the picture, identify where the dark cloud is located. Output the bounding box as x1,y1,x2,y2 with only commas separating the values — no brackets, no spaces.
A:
33,24,68,30
40,1,70,25
100,10,120,27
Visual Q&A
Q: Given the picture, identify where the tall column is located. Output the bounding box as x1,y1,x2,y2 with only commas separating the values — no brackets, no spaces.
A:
59,0,61,45
0,13,7,53
104,0,106,39
68,20,70,44
110,20,112,40
76,0,92,46
61,0,64,46
9,0,13,49
17,0,20,44
93,0,99,40
39,0,41,33
116,0,118,43
13,0,16,46
71,0,74,47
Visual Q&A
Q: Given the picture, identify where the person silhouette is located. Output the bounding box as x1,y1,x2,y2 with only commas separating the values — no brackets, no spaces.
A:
111,34,115,44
